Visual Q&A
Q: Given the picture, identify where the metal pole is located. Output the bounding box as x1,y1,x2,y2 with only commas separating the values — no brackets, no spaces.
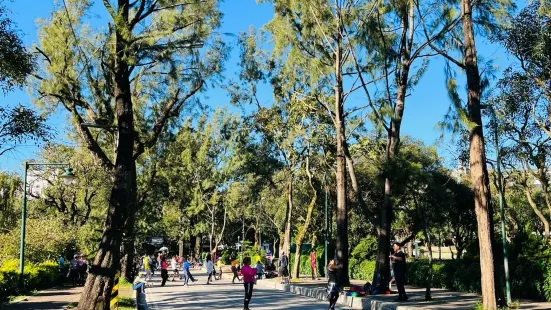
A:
19,162,28,287
491,108,512,305
18,162,72,289
324,173,328,279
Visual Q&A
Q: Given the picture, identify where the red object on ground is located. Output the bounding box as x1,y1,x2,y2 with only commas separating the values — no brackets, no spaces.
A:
385,289,391,294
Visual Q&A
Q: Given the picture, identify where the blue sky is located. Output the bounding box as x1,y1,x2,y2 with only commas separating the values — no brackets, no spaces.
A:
1,0,522,173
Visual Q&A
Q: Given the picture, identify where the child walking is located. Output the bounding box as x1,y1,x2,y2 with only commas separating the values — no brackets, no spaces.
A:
241,257,257,310
206,254,214,284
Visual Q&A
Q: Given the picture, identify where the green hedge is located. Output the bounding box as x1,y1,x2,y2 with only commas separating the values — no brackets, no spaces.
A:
289,246,326,277
0,259,59,301
349,259,375,281
407,258,551,301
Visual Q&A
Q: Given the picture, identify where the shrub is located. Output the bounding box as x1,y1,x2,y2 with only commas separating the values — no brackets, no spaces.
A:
0,259,59,301
289,245,325,277
0,217,77,263
349,259,375,281
351,236,378,261
406,257,551,301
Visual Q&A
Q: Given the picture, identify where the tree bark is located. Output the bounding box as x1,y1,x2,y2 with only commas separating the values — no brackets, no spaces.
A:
373,3,412,291
461,0,497,308
78,2,135,308
424,230,433,301
292,155,318,279
283,180,293,257
212,206,227,254
334,36,349,287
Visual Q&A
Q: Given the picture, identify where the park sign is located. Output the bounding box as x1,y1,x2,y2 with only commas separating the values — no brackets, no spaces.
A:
149,237,164,246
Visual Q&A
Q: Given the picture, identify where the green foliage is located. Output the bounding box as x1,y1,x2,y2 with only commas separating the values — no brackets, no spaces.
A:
351,236,377,261
349,259,376,281
408,259,481,293
0,105,50,156
289,245,324,277
240,241,268,265
0,2,34,93
0,217,78,263
0,259,59,301
406,254,551,301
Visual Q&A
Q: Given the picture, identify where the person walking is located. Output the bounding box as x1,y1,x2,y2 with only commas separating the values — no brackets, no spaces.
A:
206,254,214,284
183,257,197,283
327,259,342,310
57,255,66,284
171,256,179,281
310,248,319,280
77,255,88,286
390,242,408,301
143,254,151,282
69,255,79,287
216,258,223,280
231,256,241,283
279,252,289,284
241,257,258,310
149,255,156,276
160,252,169,286
255,260,264,280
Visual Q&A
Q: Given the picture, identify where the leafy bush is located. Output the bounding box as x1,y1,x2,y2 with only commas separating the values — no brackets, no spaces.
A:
407,259,481,293
349,259,375,281
0,259,59,301
351,236,377,261
289,245,325,277
406,257,551,301
0,217,78,263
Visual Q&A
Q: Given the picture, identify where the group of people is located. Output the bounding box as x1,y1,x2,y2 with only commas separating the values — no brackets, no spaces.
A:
138,243,408,310
57,254,89,287
142,251,199,287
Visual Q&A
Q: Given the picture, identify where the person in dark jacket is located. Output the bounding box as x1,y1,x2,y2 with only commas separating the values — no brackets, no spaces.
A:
390,242,408,301
326,259,342,310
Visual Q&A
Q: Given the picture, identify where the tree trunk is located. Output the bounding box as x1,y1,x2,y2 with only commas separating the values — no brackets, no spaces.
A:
292,155,318,279
424,230,433,301
212,206,227,254
449,246,455,260
438,232,442,261
283,180,293,257
194,236,201,258
78,2,135,308
334,37,349,287
524,188,550,239
373,4,413,291
461,0,497,308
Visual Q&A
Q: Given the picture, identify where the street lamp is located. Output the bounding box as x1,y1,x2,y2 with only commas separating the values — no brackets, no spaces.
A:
19,162,76,286
481,104,512,305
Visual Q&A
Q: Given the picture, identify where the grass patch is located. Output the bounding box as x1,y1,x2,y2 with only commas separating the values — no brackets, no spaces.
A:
8,295,27,303
472,301,521,310
119,278,133,289
118,296,136,310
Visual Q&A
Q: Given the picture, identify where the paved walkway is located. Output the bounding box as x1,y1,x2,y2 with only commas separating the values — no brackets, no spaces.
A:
258,277,551,310
145,270,351,309
1,286,82,310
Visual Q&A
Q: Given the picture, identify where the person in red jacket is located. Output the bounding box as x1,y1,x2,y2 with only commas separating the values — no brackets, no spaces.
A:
241,257,258,310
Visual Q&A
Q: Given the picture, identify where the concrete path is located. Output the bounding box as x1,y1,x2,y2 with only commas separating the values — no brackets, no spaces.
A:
145,270,351,309
1,286,82,310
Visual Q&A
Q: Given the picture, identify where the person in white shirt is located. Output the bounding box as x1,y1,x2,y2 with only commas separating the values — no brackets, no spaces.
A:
205,254,214,284
171,256,179,281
